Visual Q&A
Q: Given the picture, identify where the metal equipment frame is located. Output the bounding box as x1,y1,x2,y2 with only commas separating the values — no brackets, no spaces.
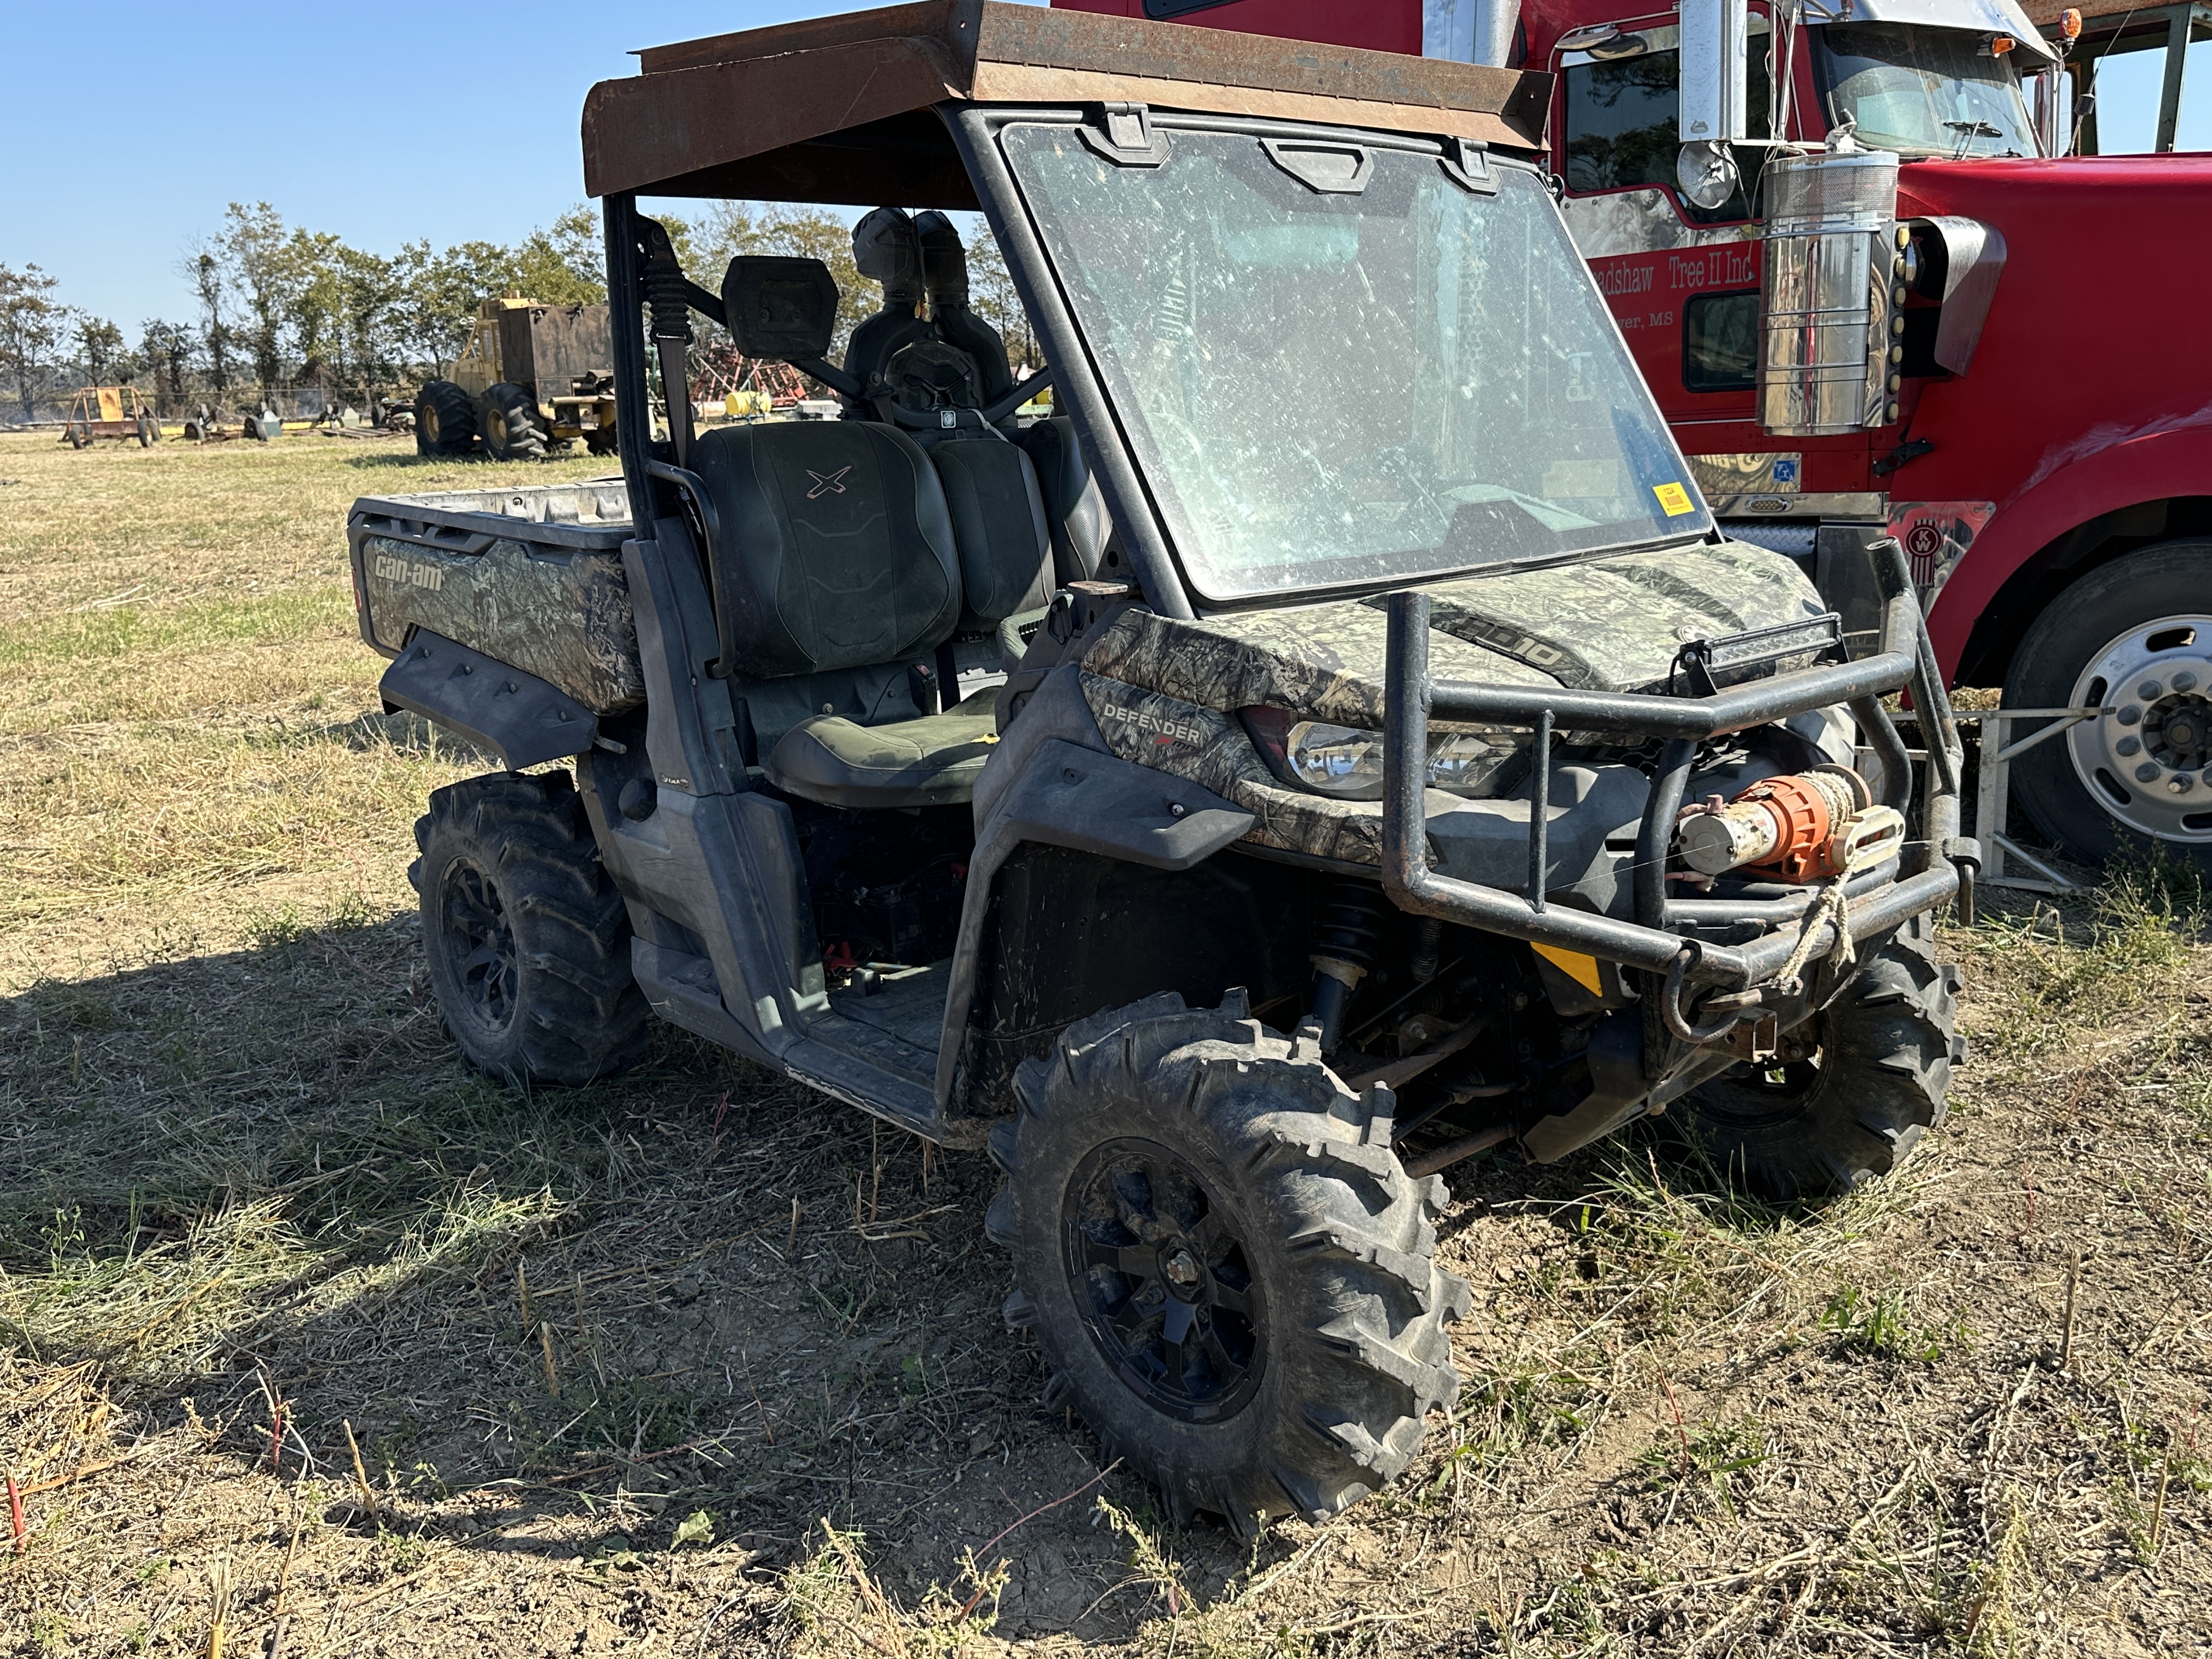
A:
1380,540,1972,1000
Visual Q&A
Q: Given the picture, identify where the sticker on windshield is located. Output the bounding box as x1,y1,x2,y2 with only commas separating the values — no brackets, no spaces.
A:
1652,482,1695,517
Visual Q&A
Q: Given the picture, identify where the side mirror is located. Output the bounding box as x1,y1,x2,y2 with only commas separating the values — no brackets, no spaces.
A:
1677,140,1741,210
1678,0,1748,209
721,256,838,363
1420,0,1520,67
1679,0,1747,155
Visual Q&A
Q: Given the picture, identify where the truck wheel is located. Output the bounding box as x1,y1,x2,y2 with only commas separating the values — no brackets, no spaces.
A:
137,414,157,447
1679,915,1957,1202
410,770,649,1086
2003,541,2212,870
993,991,1470,1530
479,383,548,460
415,380,476,458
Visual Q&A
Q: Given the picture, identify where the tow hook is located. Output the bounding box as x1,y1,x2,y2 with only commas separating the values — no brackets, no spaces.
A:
1662,951,1782,1057
1701,988,1782,1062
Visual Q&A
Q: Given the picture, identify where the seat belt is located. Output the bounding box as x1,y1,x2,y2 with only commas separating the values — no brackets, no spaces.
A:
639,220,695,466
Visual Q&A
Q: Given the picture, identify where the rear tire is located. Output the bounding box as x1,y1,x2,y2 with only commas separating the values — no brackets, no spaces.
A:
137,415,156,447
415,380,476,458
411,770,650,1086
996,991,1470,1530
1679,914,1957,1201
479,382,547,461
2002,541,2212,870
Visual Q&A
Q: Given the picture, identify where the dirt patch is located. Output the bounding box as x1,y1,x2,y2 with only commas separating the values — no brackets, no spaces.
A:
5,890,2204,1657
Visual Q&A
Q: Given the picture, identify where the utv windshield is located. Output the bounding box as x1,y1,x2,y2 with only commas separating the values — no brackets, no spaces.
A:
1812,22,2039,157
1000,123,1709,602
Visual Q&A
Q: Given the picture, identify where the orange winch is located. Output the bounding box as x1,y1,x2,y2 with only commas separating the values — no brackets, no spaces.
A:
1673,765,1904,883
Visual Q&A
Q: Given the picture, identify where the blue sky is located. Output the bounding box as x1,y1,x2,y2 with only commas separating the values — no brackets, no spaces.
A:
2087,40,2212,154
6,2,2207,335
5,0,913,331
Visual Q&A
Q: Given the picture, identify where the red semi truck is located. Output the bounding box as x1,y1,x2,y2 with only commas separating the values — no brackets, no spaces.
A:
1058,0,2212,873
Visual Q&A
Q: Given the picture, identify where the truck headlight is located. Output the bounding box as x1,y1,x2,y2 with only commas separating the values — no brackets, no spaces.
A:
1240,707,1519,800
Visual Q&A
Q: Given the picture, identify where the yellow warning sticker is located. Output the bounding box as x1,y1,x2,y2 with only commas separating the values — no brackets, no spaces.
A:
1531,943,1606,997
1652,481,1696,516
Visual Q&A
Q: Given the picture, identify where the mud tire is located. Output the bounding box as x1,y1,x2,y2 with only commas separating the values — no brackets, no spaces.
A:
479,381,548,460
411,770,648,1086
415,380,476,457
993,991,1470,1531
1680,914,1958,1201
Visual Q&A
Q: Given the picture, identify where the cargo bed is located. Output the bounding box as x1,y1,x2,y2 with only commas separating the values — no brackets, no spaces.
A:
347,478,644,714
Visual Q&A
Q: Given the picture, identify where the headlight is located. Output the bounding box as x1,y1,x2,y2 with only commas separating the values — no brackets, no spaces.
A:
1241,707,1521,801
1285,721,1386,797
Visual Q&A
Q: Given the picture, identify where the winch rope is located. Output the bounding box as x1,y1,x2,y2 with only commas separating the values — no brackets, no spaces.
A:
1775,876,1855,995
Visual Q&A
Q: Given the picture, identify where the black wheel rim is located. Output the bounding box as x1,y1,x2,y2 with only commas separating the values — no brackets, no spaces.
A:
439,859,519,1035
1062,1137,1262,1423
1698,1057,1822,1126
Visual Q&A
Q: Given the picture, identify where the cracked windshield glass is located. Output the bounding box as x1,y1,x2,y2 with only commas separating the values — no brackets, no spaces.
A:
1813,22,2040,157
1002,123,1707,601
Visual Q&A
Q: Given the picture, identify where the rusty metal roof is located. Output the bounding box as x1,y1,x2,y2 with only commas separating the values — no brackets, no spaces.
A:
582,0,1550,202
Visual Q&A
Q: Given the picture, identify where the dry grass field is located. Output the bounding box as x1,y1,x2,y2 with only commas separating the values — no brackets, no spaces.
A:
1,426,2208,1657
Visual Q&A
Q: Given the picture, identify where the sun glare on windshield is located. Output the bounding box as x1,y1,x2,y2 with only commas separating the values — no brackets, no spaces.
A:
1813,22,2040,158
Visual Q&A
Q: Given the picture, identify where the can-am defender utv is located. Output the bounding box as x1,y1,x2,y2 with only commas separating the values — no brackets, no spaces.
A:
348,0,1971,1530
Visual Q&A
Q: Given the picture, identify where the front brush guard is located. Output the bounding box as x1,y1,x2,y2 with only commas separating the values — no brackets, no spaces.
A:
1380,540,1972,1017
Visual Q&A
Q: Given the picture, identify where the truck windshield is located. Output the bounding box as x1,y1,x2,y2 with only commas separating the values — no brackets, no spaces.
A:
1000,123,1709,602
1812,22,2039,158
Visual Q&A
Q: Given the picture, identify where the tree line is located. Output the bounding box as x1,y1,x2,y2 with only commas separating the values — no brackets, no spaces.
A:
1,200,1039,423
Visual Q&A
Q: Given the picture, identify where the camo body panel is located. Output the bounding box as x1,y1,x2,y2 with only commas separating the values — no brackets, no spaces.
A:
1416,540,1827,691
1076,540,1825,862
1080,597,1553,730
1085,540,1825,716
361,534,645,714
1080,673,1387,865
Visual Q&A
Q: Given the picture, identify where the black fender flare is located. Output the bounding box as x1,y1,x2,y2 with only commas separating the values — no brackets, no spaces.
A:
378,630,598,770
933,665,1255,1113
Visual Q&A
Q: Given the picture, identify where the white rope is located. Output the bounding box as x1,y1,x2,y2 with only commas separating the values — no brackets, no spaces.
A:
1775,877,1855,995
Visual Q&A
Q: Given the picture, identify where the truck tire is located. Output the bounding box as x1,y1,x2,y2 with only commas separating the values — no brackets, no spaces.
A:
2002,541,2212,870
137,414,157,446
992,991,1470,1530
479,382,548,460
410,770,649,1086
415,380,476,458
1679,914,1957,1201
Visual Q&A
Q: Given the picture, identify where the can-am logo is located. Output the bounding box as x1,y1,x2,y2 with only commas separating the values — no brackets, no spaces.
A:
370,552,446,592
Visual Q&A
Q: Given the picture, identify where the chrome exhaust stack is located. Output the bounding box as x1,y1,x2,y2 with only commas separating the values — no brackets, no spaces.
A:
1758,137,1904,436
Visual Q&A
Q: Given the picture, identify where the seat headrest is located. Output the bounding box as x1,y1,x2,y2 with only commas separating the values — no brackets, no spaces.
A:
913,211,969,309
722,256,838,362
853,208,923,303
